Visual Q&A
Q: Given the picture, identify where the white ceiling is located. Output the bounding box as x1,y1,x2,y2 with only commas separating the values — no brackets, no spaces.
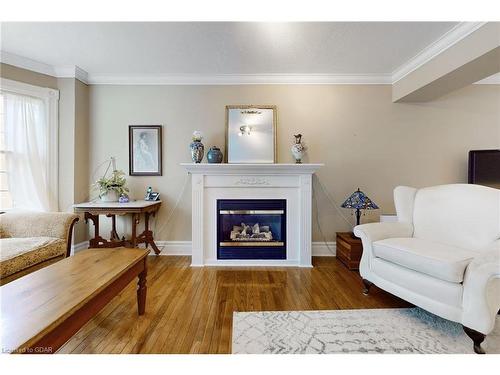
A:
1,22,460,79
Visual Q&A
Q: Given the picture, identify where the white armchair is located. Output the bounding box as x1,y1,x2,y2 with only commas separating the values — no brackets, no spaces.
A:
354,184,500,354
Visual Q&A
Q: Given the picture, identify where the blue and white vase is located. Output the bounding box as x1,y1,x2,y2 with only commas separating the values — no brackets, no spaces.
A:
190,131,204,163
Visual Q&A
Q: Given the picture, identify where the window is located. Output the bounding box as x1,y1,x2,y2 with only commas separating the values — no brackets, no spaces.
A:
0,79,59,212
0,94,13,210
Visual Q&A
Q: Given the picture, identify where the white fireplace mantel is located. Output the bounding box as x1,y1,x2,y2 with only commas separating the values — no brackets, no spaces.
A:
181,163,323,267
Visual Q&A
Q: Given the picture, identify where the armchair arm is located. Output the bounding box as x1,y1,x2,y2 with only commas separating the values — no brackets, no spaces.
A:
462,241,500,334
353,222,414,278
353,222,414,244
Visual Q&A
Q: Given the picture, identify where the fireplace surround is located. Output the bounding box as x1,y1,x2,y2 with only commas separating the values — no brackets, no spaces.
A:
181,163,323,267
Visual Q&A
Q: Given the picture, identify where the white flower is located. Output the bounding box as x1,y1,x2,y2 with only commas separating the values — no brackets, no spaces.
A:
192,130,203,141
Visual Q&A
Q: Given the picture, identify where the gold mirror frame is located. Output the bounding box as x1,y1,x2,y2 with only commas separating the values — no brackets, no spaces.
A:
224,105,277,163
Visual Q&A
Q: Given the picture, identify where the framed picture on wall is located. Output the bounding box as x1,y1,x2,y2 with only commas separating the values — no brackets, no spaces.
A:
129,125,163,176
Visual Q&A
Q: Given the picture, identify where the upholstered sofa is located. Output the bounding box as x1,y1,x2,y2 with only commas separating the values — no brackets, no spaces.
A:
0,212,79,285
354,184,500,354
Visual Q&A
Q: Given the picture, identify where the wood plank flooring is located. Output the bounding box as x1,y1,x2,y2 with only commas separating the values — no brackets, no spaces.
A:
58,256,410,354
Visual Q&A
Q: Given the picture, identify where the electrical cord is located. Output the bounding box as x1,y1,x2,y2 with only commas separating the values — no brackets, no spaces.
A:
313,175,353,227
311,176,354,255
152,174,190,238
63,157,115,212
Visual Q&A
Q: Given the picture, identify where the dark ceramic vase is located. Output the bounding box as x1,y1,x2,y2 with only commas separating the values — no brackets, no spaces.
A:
207,146,223,163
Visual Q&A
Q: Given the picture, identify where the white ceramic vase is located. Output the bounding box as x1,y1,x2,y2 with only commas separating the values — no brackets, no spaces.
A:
291,134,306,164
100,190,119,202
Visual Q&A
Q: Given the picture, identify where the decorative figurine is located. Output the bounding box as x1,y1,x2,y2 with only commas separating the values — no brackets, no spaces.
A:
190,131,204,163
145,186,153,200
207,146,223,163
118,194,130,203
291,134,306,164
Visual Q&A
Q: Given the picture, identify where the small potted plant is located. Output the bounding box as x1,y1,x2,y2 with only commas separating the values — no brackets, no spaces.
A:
93,170,129,202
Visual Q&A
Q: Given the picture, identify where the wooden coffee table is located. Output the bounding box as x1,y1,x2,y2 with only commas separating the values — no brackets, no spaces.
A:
0,248,149,354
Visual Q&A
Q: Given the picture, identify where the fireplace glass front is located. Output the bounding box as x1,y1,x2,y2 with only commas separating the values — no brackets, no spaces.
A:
217,199,286,259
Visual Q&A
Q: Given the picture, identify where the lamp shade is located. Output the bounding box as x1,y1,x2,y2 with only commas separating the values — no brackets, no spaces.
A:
341,188,379,210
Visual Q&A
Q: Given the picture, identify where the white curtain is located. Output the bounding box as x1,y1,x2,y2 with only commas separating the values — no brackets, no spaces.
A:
4,92,57,211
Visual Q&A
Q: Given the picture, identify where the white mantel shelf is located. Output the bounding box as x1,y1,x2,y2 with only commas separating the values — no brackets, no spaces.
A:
181,162,323,267
180,163,324,175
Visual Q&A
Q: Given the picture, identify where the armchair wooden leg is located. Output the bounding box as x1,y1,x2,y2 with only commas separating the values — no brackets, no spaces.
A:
463,326,486,354
362,279,373,295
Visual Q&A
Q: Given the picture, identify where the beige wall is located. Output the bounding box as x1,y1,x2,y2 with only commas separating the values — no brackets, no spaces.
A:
74,80,90,210
88,84,500,243
57,78,76,212
0,63,58,89
58,78,90,243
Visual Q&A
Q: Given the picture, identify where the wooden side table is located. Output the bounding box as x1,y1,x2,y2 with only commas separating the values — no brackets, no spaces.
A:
336,232,363,270
73,200,162,254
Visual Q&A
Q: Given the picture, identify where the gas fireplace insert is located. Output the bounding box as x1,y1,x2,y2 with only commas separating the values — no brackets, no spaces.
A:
216,199,286,259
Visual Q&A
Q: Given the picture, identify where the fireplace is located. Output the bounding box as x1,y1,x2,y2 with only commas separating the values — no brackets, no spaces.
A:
217,199,286,260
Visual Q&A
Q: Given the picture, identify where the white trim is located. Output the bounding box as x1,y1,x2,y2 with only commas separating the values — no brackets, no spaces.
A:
1,51,88,84
311,242,336,256
180,163,324,175
391,22,487,84
71,240,89,254
0,52,390,85
0,50,56,77
0,77,59,99
87,73,391,85
0,78,60,210
154,241,336,257
54,65,89,84
155,240,192,255
474,73,500,85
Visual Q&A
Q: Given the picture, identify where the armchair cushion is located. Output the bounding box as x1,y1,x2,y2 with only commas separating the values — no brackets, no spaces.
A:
373,237,478,283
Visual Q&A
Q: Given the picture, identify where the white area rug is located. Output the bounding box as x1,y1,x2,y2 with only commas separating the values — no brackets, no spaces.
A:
232,308,500,354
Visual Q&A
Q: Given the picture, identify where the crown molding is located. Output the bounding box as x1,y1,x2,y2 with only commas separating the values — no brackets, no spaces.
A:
87,73,392,85
54,65,89,84
0,50,56,77
391,22,487,84
0,51,88,84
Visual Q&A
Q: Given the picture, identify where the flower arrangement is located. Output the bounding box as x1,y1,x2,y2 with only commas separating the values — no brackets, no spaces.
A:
93,169,129,198
192,130,203,142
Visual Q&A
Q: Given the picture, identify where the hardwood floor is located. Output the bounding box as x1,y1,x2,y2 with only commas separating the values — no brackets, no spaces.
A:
58,256,410,354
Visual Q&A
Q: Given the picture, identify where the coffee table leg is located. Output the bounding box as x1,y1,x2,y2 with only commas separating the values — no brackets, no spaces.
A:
137,266,147,315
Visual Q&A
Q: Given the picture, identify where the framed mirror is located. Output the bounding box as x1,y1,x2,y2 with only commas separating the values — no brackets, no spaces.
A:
225,105,277,164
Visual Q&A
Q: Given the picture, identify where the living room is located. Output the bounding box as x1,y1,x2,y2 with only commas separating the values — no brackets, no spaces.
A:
1,0,499,372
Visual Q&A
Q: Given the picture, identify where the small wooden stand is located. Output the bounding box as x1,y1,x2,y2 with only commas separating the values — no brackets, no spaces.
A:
74,200,162,254
336,232,363,270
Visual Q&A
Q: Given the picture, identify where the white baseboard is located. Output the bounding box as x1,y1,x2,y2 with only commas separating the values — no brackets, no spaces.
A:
73,240,336,257
312,242,336,256
155,240,192,255
155,241,336,257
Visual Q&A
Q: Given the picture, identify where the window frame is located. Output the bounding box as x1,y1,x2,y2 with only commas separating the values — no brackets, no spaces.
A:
0,78,60,210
